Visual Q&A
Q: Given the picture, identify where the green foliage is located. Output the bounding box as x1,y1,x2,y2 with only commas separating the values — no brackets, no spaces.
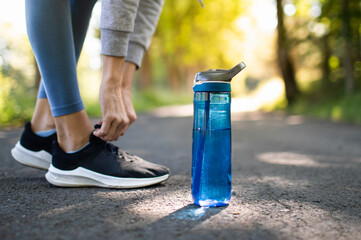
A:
132,89,192,112
270,0,361,122
0,65,36,126
288,0,361,87
289,90,361,124
0,24,37,127
84,89,192,117
2,0,360,127
150,0,247,89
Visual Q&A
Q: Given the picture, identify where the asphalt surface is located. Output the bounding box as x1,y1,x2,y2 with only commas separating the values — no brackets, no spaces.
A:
1,111,361,240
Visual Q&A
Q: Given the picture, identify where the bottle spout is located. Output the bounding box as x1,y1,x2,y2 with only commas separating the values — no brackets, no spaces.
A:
222,62,246,80
195,61,246,83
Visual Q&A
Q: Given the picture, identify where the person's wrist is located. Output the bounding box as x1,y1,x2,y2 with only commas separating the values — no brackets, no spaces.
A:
100,80,122,96
121,84,132,93
121,62,136,91
102,55,125,86
101,76,122,87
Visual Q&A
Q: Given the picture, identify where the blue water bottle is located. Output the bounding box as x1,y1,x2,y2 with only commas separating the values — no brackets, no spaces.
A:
192,62,246,207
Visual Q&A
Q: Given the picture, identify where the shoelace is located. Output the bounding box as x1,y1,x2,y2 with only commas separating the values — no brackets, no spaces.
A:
104,142,135,163
92,125,136,163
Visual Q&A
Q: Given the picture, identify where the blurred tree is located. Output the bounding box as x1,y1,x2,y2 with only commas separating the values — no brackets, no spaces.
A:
276,0,299,104
341,0,354,92
279,0,361,96
147,0,246,92
0,23,36,125
318,0,360,92
320,33,331,89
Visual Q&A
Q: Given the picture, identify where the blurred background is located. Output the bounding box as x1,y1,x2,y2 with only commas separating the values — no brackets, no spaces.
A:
0,0,360,127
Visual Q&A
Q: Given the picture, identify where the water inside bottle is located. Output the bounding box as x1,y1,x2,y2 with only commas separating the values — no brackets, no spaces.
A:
192,92,232,207
192,128,232,207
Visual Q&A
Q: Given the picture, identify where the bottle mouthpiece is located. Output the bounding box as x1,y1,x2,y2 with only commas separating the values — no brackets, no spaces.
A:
195,62,246,83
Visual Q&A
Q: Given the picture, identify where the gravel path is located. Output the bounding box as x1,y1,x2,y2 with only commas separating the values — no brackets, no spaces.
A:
1,111,360,240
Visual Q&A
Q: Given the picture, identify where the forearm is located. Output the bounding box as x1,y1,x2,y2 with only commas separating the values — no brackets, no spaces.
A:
101,56,136,91
122,62,137,91
101,55,125,86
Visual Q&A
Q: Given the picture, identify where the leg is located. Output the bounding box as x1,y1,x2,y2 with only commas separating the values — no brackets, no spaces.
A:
31,98,55,132
26,0,93,151
18,0,170,188
71,0,98,61
55,0,98,151
31,0,97,134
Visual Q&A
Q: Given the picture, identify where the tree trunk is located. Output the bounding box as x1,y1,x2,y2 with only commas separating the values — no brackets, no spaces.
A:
321,34,331,89
341,0,354,93
169,64,180,91
355,12,361,83
276,0,299,104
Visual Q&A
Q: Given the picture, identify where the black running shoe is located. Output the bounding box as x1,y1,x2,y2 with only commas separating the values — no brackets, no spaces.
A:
45,132,170,188
11,122,56,170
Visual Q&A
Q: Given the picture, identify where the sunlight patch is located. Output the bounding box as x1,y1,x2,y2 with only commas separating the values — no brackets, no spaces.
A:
38,202,89,218
257,152,326,167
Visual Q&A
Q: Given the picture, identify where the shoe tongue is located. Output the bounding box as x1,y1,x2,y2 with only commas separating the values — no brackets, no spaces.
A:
89,131,103,143
90,124,118,153
89,132,96,142
90,123,103,142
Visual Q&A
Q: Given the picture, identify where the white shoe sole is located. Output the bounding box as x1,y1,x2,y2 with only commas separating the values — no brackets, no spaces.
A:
45,165,170,189
11,141,51,170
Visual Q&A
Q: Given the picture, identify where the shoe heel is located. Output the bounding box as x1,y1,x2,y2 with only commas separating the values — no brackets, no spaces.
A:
11,142,51,170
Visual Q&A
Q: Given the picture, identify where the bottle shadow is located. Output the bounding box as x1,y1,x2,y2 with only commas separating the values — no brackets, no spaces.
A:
124,204,227,238
165,203,226,221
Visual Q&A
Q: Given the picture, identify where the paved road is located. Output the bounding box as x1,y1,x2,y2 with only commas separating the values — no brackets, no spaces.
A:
1,111,360,240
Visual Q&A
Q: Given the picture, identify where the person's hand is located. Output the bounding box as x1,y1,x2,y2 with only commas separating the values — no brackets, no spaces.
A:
93,83,129,141
93,55,129,141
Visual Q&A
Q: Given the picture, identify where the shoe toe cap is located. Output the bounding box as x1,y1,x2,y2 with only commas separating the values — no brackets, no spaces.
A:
149,165,170,177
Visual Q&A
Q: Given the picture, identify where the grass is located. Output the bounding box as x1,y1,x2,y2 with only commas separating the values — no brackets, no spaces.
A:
132,89,192,112
280,88,361,125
